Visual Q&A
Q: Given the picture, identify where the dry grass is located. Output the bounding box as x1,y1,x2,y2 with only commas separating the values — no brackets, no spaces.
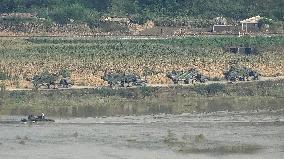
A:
0,36,283,89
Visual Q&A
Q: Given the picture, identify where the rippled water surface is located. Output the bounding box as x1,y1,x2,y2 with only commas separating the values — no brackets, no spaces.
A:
0,111,283,159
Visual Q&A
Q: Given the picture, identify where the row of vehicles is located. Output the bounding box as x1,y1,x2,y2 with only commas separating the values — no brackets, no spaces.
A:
30,66,260,89
102,66,260,87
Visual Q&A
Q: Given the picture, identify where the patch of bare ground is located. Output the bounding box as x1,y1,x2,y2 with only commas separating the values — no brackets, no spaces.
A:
163,131,262,154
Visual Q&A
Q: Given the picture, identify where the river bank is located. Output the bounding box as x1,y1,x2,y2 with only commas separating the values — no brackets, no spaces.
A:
0,79,283,117
1,111,283,159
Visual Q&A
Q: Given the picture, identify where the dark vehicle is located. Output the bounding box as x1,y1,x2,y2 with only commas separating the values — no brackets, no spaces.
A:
102,71,147,87
31,71,57,89
31,72,73,89
59,78,74,88
21,115,55,123
224,66,260,82
166,68,208,84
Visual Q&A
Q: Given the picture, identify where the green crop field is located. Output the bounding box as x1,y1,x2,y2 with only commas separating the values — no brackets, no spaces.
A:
0,36,283,88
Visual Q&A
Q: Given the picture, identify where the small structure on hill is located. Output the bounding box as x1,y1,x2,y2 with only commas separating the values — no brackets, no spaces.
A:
240,16,262,32
225,46,256,55
212,17,235,33
212,25,234,33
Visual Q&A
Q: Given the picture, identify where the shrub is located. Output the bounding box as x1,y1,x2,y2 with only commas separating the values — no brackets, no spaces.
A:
118,90,136,99
0,70,10,80
32,70,57,88
98,21,129,33
139,86,155,98
195,83,225,95
49,3,99,25
95,87,116,97
58,68,71,78
9,91,27,100
258,17,273,28
0,83,5,105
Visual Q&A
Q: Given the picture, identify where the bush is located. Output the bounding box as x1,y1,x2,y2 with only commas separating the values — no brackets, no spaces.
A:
258,17,273,28
0,82,5,96
98,21,129,33
58,68,71,78
49,3,99,25
32,70,57,88
118,90,136,99
39,70,57,82
0,70,10,80
130,14,148,24
139,86,155,98
8,91,28,102
95,87,116,97
195,83,225,95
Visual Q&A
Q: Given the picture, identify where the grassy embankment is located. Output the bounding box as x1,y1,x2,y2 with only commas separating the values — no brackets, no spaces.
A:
0,36,283,88
0,80,283,117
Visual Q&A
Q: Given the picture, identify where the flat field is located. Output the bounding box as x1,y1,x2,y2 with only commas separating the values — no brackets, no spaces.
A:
0,36,283,88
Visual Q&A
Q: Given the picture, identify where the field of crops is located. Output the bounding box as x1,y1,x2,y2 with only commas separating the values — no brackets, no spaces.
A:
0,36,283,88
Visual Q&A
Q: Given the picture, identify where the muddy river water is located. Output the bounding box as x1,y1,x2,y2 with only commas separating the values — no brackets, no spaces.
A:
0,111,283,159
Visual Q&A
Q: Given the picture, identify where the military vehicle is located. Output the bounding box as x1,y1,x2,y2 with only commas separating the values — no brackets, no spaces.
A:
21,115,55,123
32,72,57,89
59,78,74,88
31,71,73,89
102,72,147,87
224,66,260,81
166,68,208,84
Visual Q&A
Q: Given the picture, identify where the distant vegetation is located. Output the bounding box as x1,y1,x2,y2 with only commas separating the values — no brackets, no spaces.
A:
0,36,283,87
0,0,283,26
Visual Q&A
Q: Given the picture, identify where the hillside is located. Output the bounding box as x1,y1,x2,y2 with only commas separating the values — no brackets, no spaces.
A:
0,0,283,26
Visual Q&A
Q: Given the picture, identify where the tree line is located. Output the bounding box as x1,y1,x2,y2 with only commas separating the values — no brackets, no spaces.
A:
0,0,283,25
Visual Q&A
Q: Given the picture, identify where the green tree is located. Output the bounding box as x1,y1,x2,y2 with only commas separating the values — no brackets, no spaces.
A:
0,0,283,25
110,0,139,16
